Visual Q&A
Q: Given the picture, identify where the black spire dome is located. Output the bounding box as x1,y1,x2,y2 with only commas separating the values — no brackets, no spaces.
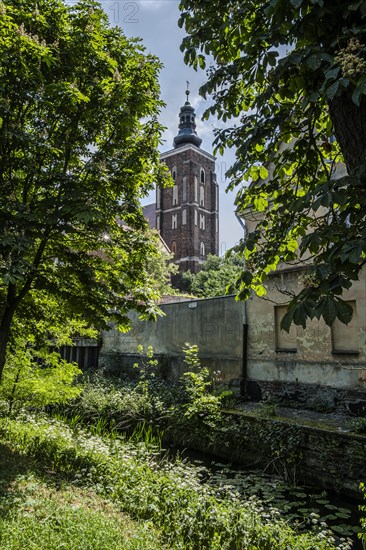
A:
173,82,202,149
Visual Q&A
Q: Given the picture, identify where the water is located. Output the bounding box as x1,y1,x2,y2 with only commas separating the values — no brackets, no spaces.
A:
174,447,364,550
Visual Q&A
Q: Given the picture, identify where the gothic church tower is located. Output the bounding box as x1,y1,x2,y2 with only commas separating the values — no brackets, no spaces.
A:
156,86,219,273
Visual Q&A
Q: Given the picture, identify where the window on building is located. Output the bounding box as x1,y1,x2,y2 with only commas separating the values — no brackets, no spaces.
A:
194,176,198,202
182,209,187,225
200,242,205,257
182,176,187,202
332,300,359,354
171,240,176,255
173,185,178,205
200,214,205,230
194,209,198,226
200,168,205,183
172,166,176,180
200,185,205,206
172,214,177,229
275,306,297,352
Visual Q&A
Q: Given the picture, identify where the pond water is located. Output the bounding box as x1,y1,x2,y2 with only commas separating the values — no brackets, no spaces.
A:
175,447,364,550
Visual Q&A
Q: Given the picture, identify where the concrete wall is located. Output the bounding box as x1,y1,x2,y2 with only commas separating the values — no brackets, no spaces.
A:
99,295,244,384
99,271,366,411
246,266,366,411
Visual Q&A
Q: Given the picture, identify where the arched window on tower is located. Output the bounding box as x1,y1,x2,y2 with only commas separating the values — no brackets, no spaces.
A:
182,209,187,225
172,166,177,180
182,176,187,202
200,185,205,206
200,168,205,184
172,214,177,229
200,214,205,230
200,242,205,258
173,185,178,205
194,176,198,202
171,241,177,256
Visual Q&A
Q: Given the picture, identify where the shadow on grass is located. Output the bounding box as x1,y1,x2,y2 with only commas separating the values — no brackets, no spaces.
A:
0,442,62,520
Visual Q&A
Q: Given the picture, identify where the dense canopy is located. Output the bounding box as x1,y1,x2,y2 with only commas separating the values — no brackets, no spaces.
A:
0,0,169,380
179,0,366,329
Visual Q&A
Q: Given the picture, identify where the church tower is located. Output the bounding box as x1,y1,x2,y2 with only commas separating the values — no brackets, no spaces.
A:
156,85,219,273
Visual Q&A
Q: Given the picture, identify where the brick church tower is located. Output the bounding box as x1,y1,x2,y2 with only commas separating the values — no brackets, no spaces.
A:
156,87,219,273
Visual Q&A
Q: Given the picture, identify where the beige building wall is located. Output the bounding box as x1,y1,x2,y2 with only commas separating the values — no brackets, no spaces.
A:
246,265,366,394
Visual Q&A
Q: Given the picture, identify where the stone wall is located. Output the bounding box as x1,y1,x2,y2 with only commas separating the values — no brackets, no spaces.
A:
169,410,366,499
99,295,244,384
99,283,366,412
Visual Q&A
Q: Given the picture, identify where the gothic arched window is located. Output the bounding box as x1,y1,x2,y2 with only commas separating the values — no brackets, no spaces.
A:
200,242,205,257
200,214,205,230
173,185,178,205
182,176,187,202
200,168,205,184
171,241,177,255
200,185,205,206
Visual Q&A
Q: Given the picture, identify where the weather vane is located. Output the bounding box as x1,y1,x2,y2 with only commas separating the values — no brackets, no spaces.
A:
185,80,190,101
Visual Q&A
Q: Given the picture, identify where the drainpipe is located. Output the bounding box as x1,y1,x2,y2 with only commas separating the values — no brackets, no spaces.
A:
235,213,248,398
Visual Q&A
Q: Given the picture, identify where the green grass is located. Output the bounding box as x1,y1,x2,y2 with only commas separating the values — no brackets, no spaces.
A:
0,414,352,550
0,443,164,550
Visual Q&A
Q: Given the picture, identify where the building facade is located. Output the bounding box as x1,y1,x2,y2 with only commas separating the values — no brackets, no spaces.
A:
155,89,219,273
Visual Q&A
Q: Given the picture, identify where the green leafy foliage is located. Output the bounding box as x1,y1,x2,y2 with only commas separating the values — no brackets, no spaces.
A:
182,343,229,422
0,337,82,412
0,0,170,379
145,230,179,296
180,254,243,298
359,482,366,548
179,0,366,329
0,413,349,550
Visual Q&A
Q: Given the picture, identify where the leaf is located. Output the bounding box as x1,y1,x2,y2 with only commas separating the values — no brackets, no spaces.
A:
316,297,337,326
352,76,366,107
260,165,269,179
306,54,322,70
326,80,340,100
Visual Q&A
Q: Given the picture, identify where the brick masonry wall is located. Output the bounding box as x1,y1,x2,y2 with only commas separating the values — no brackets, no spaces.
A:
159,145,219,273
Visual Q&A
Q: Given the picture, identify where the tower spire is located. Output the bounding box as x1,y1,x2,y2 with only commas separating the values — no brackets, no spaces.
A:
173,83,202,149
185,81,190,103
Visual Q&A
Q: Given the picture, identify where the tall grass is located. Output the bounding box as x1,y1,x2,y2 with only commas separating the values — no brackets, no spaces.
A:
0,412,351,550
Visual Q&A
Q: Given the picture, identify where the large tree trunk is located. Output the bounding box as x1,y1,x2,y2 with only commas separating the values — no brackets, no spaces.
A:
0,284,17,382
329,92,366,179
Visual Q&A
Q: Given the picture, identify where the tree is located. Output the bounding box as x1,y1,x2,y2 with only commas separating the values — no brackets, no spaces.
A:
179,0,366,329
145,230,179,296
181,254,243,298
0,291,97,412
0,0,170,381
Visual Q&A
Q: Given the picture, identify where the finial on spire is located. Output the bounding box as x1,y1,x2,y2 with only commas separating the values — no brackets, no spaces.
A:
185,80,190,102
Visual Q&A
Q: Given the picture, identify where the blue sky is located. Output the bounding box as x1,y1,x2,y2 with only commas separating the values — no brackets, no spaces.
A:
98,0,244,252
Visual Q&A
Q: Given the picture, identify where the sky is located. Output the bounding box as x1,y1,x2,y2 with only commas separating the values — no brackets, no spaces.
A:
95,0,244,253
